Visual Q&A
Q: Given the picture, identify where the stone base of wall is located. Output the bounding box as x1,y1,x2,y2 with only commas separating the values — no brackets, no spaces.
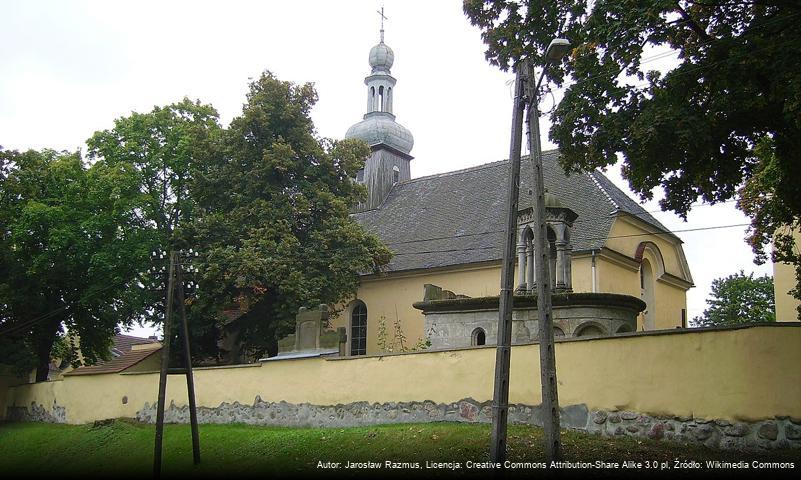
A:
134,397,580,429
6,401,66,423
586,409,801,451
8,397,800,451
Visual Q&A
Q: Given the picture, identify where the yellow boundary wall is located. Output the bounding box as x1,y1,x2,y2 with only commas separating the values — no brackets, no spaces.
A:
3,325,800,424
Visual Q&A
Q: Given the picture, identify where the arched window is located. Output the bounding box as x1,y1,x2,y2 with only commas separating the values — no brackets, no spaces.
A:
350,302,367,356
392,165,400,185
379,86,385,111
471,328,486,346
640,259,655,330
547,226,557,285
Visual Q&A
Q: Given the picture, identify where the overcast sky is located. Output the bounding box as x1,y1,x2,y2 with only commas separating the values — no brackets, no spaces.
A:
1,0,773,336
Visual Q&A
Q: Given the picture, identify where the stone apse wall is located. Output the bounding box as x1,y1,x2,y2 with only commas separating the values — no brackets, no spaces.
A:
4,324,801,451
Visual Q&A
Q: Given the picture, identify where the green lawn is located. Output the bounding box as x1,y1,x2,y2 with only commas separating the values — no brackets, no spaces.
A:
0,420,798,478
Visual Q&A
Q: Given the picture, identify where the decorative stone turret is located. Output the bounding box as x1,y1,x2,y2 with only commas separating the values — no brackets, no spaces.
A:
516,192,578,293
345,15,414,212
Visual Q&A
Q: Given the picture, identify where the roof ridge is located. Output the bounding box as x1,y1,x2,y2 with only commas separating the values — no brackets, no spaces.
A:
115,333,158,344
398,149,562,186
587,171,620,210
402,159,509,185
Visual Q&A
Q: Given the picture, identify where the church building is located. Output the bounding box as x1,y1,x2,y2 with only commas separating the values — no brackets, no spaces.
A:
331,30,694,356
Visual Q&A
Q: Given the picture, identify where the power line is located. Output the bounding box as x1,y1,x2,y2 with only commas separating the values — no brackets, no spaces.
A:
0,277,133,337
0,257,172,337
381,198,741,248
389,222,751,257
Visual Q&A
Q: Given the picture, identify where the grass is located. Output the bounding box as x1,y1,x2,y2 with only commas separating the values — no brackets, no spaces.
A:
0,420,798,478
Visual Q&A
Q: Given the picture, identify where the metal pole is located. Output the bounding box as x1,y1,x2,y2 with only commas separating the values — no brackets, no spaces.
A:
525,59,562,463
176,260,201,464
153,250,176,478
490,61,527,464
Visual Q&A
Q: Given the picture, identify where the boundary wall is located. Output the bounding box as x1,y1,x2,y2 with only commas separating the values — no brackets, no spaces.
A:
4,324,801,450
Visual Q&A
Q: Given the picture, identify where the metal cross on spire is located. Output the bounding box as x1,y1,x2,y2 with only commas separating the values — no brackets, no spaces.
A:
377,6,388,42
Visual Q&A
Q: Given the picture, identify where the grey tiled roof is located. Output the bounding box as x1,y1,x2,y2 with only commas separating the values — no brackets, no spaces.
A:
354,150,672,273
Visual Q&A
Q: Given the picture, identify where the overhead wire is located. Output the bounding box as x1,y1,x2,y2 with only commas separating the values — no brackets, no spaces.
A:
389,222,752,257
380,198,741,248
0,255,175,338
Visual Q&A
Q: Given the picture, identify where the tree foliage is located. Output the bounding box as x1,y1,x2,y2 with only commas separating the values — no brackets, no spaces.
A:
464,0,801,317
0,148,148,380
87,99,223,333
82,73,390,364
693,271,775,327
2,72,389,374
189,72,391,361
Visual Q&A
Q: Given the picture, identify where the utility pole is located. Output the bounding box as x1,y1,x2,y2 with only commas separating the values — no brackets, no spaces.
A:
175,258,201,465
490,61,526,464
153,250,201,477
525,57,562,462
153,251,175,478
491,37,570,464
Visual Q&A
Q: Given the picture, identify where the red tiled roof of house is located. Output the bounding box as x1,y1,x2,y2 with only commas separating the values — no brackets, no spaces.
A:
65,334,161,376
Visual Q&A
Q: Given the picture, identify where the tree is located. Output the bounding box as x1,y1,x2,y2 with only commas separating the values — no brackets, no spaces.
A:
189,72,391,361
693,271,775,327
464,0,801,317
86,99,224,360
0,148,149,381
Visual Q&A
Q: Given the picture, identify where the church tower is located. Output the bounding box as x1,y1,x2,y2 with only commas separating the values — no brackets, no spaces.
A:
345,16,414,212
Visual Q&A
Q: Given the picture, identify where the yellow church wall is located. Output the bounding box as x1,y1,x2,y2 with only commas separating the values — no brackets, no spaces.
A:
568,255,593,293
5,326,800,424
606,217,688,280
603,217,690,330
653,280,688,329
596,257,639,297
594,251,685,331
774,229,800,322
330,264,504,355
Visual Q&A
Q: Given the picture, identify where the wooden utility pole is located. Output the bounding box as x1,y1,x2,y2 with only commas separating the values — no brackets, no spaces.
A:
153,251,175,478
175,261,201,464
490,61,526,464
525,59,562,463
153,250,201,477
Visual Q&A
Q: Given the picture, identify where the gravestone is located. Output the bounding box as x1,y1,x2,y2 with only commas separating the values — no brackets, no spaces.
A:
294,305,329,351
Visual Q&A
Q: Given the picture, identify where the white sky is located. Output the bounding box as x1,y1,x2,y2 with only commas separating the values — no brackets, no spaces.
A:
0,0,773,337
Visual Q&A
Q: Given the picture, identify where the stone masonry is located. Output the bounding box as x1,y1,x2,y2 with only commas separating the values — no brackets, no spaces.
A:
8,395,800,451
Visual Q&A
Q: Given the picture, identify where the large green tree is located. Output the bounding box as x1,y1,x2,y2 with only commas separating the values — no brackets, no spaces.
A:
464,1,801,317
693,271,775,327
87,99,223,335
189,72,391,361
0,148,149,381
